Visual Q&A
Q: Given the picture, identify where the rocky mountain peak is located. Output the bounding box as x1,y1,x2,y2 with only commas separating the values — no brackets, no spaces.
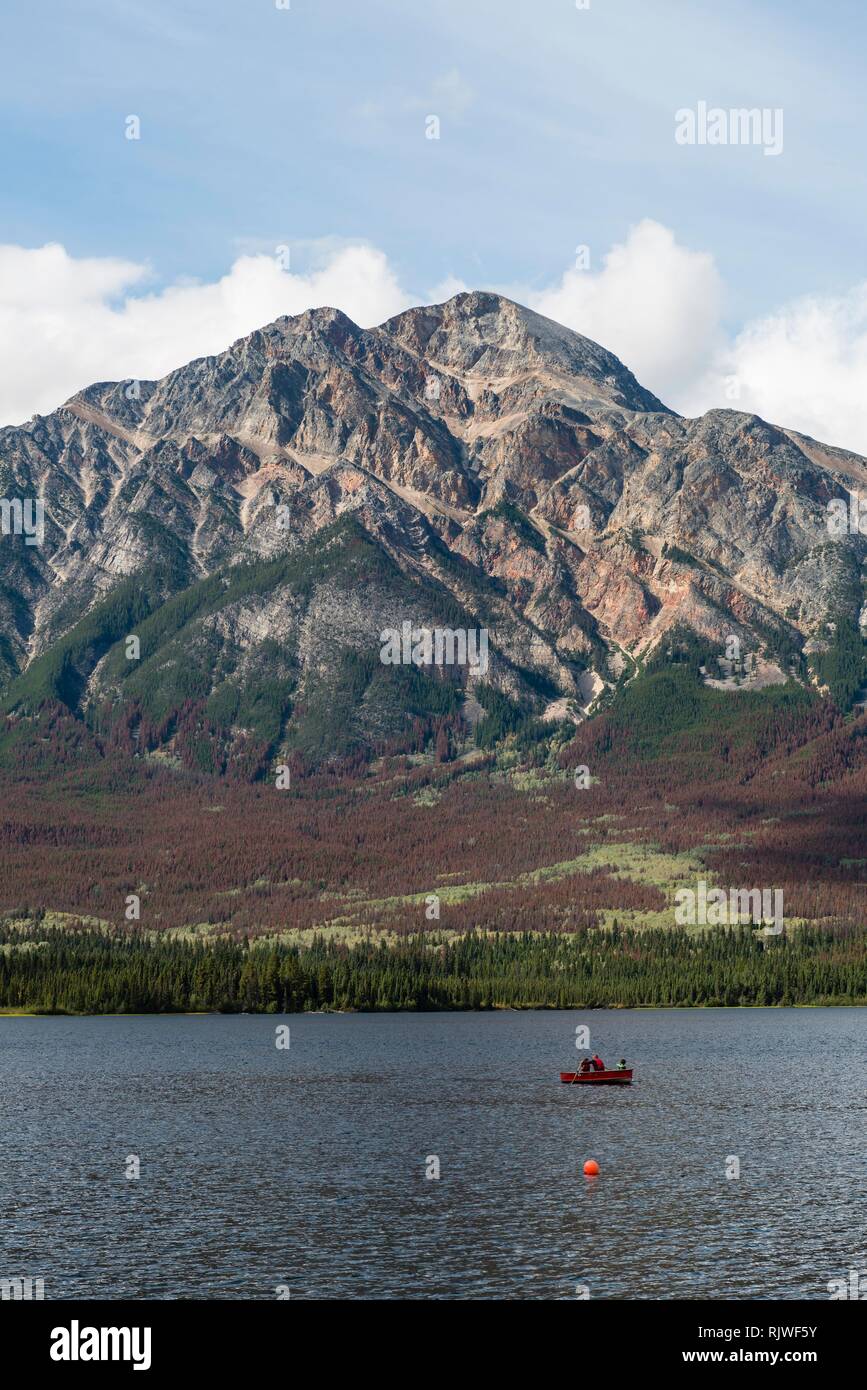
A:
1,293,865,766
379,291,670,415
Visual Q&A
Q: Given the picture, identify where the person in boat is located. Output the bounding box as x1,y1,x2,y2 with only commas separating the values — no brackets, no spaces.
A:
615,1059,627,1070
590,1054,605,1071
577,1057,593,1073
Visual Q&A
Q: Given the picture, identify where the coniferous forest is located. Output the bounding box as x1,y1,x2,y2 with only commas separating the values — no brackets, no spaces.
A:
0,923,864,1014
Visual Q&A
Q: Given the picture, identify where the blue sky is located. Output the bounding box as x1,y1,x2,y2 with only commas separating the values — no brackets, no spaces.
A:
2,0,867,447
3,0,865,313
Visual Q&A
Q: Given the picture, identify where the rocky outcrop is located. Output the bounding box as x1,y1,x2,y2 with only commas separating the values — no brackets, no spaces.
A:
1,291,865,736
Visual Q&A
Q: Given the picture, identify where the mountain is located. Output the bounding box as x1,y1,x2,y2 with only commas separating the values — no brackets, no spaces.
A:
1,291,865,768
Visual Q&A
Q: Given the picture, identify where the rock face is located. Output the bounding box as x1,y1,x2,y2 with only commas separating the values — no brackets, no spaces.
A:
0,291,865,757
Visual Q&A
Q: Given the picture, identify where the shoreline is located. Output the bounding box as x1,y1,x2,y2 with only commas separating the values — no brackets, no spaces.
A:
1,1001,863,1018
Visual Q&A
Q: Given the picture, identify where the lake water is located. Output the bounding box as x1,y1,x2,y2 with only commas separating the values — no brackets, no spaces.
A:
0,1009,863,1300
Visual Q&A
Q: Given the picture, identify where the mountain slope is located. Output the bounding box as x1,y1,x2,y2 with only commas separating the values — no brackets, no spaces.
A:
1,291,865,767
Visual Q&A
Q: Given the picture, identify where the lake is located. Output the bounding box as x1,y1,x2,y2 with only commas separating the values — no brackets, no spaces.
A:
0,1009,863,1299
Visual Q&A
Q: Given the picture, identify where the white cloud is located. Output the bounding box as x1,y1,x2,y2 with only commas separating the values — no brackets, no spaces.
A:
427,274,470,304
351,67,474,139
516,220,867,453
3,227,867,457
428,68,475,121
695,286,867,451
525,219,725,408
0,242,412,426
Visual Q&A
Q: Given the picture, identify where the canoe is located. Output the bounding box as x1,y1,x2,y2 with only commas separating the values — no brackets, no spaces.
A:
560,1069,633,1085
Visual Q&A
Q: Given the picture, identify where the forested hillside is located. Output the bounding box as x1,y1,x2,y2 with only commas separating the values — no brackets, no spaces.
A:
1,638,866,1011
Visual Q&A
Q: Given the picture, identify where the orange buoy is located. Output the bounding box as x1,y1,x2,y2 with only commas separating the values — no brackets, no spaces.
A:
583,1159,600,1176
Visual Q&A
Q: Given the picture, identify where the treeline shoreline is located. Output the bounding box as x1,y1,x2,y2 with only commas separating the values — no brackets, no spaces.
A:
0,923,864,1014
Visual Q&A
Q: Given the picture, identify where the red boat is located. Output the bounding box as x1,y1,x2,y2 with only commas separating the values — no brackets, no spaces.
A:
560,1068,633,1085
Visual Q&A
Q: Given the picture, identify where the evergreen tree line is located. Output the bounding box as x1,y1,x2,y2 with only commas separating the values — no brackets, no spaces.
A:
0,923,864,1014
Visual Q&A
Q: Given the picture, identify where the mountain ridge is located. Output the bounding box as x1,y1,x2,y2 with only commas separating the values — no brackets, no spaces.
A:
1,291,865,767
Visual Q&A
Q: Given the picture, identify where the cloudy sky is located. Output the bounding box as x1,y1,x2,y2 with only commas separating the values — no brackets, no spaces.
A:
2,0,867,450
